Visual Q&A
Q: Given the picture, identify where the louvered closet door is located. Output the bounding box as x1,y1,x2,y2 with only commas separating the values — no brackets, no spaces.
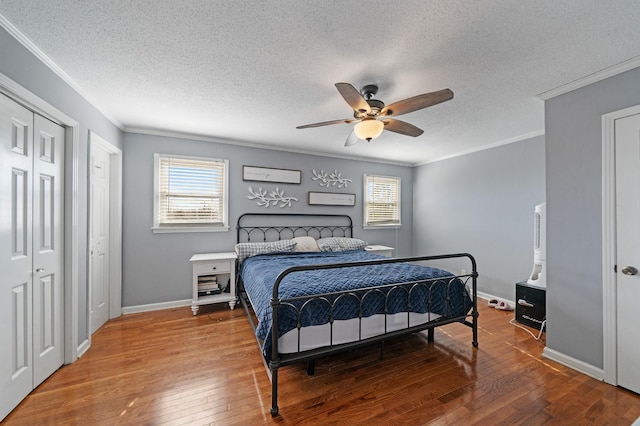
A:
0,94,64,420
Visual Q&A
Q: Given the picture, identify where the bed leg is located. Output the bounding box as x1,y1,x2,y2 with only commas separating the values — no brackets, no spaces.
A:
307,359,315,376
379,341,385,360
472,311,479,348
270,367,279,416
427,328,434,342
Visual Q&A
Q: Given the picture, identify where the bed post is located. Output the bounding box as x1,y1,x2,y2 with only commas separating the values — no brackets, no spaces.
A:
306,360,315,375
270,296,280,415
270,365,279,416
470,254,479,348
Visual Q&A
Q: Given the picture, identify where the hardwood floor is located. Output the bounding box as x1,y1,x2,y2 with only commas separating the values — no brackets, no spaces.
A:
3,302,639,425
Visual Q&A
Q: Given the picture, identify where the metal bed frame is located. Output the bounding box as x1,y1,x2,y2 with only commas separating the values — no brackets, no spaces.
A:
235,213,478,416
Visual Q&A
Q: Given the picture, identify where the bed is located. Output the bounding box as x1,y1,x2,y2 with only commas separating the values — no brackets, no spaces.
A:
235,213,478,415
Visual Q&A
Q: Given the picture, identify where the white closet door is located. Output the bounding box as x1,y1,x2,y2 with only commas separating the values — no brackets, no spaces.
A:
0,94,35,420
0,94,65,420
32,114,64,387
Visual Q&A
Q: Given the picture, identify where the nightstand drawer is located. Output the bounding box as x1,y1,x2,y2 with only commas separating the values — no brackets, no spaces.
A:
515,282,546,328
194,260,231,274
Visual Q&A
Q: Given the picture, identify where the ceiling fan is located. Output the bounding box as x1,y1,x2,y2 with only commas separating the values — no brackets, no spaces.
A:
296,83,453,146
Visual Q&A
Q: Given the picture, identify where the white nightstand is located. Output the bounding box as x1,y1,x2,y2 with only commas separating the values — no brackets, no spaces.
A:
365,245,395,257
189,252,237,315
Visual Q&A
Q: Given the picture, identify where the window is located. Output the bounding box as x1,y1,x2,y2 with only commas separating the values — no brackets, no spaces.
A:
153,154,229,233
363,174,401,228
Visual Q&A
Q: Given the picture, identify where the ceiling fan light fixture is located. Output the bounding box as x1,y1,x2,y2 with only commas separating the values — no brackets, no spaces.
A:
354,118,384,141
297,82,451,143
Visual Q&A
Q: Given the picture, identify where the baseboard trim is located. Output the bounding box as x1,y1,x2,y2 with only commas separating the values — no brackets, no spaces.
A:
477,291,515,307
122,299,192,315
542,347,604,381
76,338,91,359
477,291,494,302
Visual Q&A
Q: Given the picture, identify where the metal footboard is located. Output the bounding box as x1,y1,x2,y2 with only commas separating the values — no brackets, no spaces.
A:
267,252,478,416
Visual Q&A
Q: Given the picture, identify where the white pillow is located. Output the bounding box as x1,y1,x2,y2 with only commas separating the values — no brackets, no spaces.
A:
235,240,297,262
292,236,320,252
316,237,368,252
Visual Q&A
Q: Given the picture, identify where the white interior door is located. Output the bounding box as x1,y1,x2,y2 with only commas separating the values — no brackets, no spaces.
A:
0,93,35,420
32,114,64,386
90,141,111,334
615,112,640,394
0,94,64,420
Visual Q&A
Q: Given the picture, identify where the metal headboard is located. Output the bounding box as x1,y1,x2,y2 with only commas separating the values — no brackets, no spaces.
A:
236,213,353,243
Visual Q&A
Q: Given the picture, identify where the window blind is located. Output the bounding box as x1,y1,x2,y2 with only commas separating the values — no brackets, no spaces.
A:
157,156,226,226
364,174,401,226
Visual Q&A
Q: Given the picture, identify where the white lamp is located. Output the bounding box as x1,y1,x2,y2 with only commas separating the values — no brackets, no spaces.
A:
354,118,384,141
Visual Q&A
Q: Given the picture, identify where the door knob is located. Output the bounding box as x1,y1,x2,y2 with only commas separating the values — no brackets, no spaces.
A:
621,266,638,276
35,267,45,273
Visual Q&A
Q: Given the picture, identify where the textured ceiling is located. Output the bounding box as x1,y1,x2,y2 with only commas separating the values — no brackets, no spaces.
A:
1,1,639,165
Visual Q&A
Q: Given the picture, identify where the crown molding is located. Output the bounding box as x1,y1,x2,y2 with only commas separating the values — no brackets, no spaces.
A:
416,129,545,166
0,12,123,129
537,56,640,101
125,126,416,167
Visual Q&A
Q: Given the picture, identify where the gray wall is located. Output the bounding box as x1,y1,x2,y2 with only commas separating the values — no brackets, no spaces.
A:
413,136,546,300
0,28,123,345
545,66,640,369
122,132,413,307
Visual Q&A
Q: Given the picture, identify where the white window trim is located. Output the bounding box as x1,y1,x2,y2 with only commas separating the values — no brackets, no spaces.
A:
363,173,402,229
152,153,229,233
362,224,402,230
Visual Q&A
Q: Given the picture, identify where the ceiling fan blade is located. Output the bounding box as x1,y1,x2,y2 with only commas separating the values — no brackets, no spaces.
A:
335,82,371,113
381,88,453,117
382,119,424,137
297,118,355,129
344,130,359,147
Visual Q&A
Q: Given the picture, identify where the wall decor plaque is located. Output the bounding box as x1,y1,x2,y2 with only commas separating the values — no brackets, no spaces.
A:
308,191,356,206
243,166,301,184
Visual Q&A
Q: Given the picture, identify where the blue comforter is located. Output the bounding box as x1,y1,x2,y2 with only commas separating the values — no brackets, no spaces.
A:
240,250,472,356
